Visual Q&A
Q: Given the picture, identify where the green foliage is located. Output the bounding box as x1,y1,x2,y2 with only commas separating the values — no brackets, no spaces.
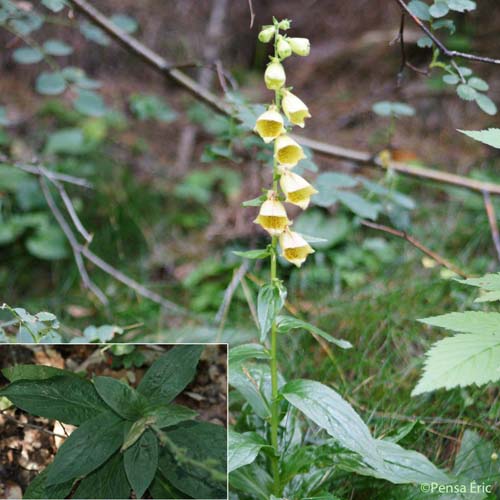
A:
129,93,177,122
459,128,500,149
257,281,287,342
1,346,227,499
413,274,500,395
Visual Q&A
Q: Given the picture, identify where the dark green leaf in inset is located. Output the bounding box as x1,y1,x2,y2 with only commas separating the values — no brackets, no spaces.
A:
137,345,203,405
2,364,79,382
158,421,227,499
149,471,188,499
46,411,127,485
72,453,130,499
0,375,108,425
124,429,158,498
23,465,74,500
94,376,145,420
146,404,198,429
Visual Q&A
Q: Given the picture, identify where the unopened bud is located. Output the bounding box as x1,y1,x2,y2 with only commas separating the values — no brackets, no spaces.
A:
258,26,275,43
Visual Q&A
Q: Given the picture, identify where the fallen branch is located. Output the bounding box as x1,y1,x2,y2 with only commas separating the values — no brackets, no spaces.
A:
393,0,500,66
360,219,468,278
67,0,500,197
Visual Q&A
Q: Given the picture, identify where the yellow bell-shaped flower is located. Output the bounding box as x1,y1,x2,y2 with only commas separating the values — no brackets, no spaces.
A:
279,228,314,267
254,197,290,236
280,169,318,209
288,37,310,56
274,134,306,167
254,106,285,143
282,90,311,128
264,60,286,90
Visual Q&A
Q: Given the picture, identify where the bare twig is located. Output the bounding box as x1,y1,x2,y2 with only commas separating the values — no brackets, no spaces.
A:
393,0,500,65
0,156,93,188
38,175,109,305
247,0,255,28
396,13,428,84
39,172,188,314
360,219,468,278
215,262,249,325
482,190,500,263
67,0,500,197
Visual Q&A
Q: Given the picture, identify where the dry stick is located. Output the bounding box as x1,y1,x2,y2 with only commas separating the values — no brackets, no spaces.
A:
396,12,428,83
215,261,249,325
38,175,109,306
39,174,187,314
482,190,500,263
360,219,468,278
67,0,500,197
393,0,500,65
247,0,255,28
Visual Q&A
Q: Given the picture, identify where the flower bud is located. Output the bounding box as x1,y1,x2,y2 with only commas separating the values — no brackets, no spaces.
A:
277,37,292,59
254,106,285,143
274,134,306,167
281,90,311,128
279,229,314,267
264,60,286,90
254,197,290,236
288,37,310,56
277,19,291,31
280,169,318,209
258,26,275,43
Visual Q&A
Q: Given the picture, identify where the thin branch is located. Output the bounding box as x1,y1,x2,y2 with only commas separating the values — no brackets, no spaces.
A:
38,175,108,305
0,156,93,188
396,13,428,83
482,191,500,263
360,219,468,278
40,167,92,243
393,0,500,65
215,262,249,327
67,0,500,197
248,0,255,28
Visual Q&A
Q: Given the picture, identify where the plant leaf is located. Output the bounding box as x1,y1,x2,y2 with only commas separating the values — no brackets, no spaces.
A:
146,404,198,428
419,311,500,334
157,421,227,499
149,471,187,499
228,429,269,473
46,411,128,485
458,128,500,149
233,249,270,259
124,429,158,498
257,282,286,342
72,453,130,499
0,375,108,425
229,344,271,365
412,332,500,394
2,364,79,382
137,345,203,405
93,376,145,420
276,315,353,349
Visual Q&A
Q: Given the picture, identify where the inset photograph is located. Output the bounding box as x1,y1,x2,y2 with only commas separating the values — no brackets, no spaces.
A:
0,344,227,500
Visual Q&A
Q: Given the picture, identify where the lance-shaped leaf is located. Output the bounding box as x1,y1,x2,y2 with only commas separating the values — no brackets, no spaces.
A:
124,429,158,498
138,345,203,405
257,282,286,342
72,453,130,500
228,429,269,473
23,465,74,500
149,470,188,499
146,404,198,428
157,421,227,499
46,411,128,485
0,375,108,425
94,376,146,420
419,311,500,334
2,364,81,382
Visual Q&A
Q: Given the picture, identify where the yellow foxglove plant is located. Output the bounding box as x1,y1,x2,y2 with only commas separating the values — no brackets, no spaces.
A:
230,17,449,500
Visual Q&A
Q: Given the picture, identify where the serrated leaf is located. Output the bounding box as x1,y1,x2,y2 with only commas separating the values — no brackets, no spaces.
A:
137,345,203,405
72,453,130,499
412,332,500,394
458,128,500,148
157,421,227,499
13,47,43,64
419,311,500,334
93,376,145,420
459,273,500,291
124,429,158,498
228,430,269,473
0,375,108,425
46,411,128,485
35,72,67,95
276,315,353,349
